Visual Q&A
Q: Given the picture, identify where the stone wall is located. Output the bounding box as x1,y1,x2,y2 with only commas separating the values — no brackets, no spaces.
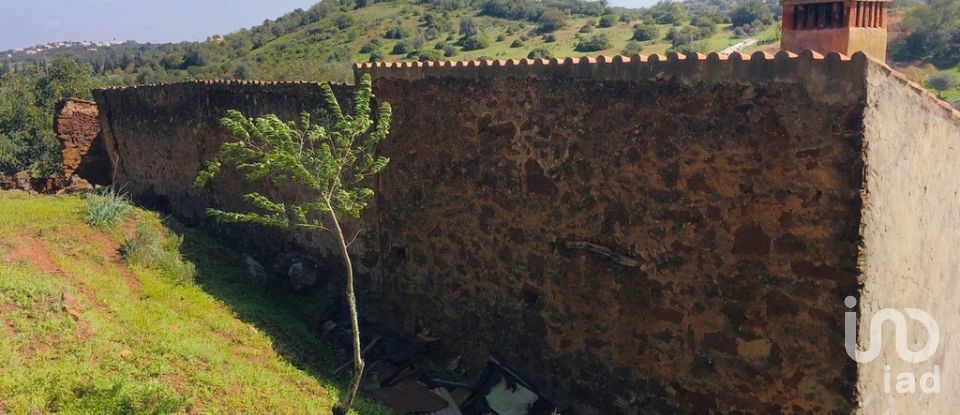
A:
91,52,960,414
55,98,110,185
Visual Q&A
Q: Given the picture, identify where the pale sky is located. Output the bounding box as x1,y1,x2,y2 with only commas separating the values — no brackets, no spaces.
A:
0,0,658,51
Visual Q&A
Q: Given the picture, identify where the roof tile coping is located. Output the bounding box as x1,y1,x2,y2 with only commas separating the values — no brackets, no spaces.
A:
91,51,960,122
353,51,960,121
93,79,343,92
352,50,851,81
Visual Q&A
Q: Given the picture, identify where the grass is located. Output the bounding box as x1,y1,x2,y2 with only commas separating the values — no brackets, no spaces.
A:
0,191,393,415
926,67,960,103
82,188,133,227
120,221,196,286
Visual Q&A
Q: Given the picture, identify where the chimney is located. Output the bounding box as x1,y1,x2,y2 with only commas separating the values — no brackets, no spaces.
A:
781,0,890,61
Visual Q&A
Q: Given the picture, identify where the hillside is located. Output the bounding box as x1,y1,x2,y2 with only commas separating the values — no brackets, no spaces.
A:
0,0,780,85
0,192,390,414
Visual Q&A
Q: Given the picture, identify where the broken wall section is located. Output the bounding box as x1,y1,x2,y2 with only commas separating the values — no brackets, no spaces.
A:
55,98,110,186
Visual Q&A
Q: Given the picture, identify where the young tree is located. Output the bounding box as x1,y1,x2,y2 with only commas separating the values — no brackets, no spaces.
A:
928,71,958,98
194,74,392,415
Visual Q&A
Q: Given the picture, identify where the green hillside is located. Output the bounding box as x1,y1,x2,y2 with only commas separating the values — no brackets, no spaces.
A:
0,0,781,85
0,191,391,414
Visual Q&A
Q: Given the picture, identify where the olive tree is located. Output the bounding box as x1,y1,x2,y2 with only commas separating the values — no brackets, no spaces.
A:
194,73,391,415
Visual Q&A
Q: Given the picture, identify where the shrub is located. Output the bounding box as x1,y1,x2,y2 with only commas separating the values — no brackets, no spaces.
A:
666,26,699,47
369,50,385,62
120,222,195,284
579,24,594,33
599,14,618,28
619,13,636,23
459,17,480,37
632,24,659,41
691,16,717,37
443,44,458,57
537,8,567,33
527,47,554,60
418,49,444,61
496,33,507,42
359,40,381,53
334,14,354,30
83,188,133,228
732,19,767,37
384,26,409,39
542,33,557,43
459,35,489,51
622,40,644,55
326,46,351,63
510,39,524,48
575,34,611,52
391,40,412,54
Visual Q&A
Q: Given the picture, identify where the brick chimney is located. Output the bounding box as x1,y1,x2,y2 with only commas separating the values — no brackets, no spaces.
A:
781,0,889,61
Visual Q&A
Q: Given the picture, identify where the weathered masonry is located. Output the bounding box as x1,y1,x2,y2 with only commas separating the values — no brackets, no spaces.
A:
54,98,110,186
92,52,960,414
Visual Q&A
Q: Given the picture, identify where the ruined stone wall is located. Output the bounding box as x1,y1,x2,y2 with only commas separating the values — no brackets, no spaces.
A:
55,98,110,185
95,53,873,414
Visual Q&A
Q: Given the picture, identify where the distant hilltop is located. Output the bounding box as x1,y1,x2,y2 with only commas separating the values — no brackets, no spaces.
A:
3,40,133,58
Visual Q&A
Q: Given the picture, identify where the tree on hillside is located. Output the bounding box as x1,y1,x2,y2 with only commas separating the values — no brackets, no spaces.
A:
481,0,544,20
928,72,958,98
575,33,612,52
730,0,774,30
893,0,960,67
647,1,689,25
537,8,568,33
459,17,480,37
632,24,660,41
194,74,392,415
598,14,618,28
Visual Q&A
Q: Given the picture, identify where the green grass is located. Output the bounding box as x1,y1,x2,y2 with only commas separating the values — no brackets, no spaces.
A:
82,188,134,228
0,192,392,415
925,67,960,103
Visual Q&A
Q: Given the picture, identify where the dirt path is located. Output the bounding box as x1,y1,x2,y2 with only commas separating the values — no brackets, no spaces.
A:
11,237,62,275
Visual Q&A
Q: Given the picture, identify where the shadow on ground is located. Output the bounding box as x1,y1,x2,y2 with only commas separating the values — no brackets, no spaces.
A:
163,219,393,415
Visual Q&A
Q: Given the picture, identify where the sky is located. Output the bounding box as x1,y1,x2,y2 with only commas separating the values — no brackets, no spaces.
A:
0,0,657,51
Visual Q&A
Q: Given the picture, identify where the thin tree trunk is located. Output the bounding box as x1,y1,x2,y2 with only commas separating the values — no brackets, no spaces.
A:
329,206,364,415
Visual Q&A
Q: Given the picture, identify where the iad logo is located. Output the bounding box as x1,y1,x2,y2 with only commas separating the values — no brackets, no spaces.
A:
843,296,941,394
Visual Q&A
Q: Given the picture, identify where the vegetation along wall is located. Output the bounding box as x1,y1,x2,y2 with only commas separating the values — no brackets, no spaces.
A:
92,52,960,414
